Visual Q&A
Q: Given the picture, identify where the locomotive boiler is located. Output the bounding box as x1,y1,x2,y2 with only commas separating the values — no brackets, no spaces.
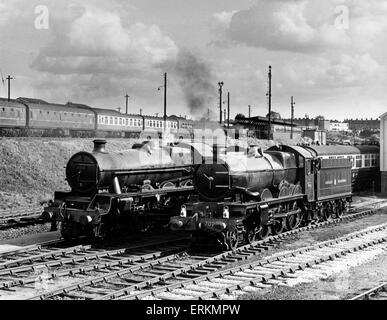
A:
43,139,209,240
170,145,353,250
194,147,299,202
66,139,192,195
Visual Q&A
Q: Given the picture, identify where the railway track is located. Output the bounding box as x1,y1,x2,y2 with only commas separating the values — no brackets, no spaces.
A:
0,236,191,298
103,222,387,300
25,203,387,300
349,283,387,300
0,206,45,230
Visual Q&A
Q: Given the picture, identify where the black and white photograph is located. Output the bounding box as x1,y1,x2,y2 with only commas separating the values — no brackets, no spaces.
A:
0,0,386,311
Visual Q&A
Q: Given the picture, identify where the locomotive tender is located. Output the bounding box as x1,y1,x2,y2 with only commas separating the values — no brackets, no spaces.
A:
170,145,356,249
43,139,213,239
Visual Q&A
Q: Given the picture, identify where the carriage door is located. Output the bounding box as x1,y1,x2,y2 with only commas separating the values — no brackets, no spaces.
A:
304,159,315,201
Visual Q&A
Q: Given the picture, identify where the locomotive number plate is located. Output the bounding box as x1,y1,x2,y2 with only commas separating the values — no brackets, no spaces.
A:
203,221,217,228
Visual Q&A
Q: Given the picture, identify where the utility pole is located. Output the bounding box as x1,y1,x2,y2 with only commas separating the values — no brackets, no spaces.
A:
291,96,295,139
125,94,129,114
227,92,230,129
248,105,251,118
158,73,168,132
7,75,14,102
218,82,224,124
224,109,226,125
163,72,167,132
267,66,272,139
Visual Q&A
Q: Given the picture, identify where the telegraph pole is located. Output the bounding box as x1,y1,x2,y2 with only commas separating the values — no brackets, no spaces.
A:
224,109,226,125
248,105,251,118
218,82,224,124
125,94,129,114
227,92,230,129
7,75,14,102
291,96,295,139
163,72,167,132
267,66,272,139
158,73,168,132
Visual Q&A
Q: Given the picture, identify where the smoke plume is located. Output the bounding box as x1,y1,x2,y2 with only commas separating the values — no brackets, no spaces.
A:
174,50,217,118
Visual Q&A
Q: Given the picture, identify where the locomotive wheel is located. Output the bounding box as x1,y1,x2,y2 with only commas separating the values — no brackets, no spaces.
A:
286,203,301,230
292,184,303,195
333,201,344,218
245,226,259,243
261,189,273,201
181,179,193,187
321,207,331,221
271,218,285,235
160,181,175,189
279,186,289,198
256,225,270,240
225,231,239,250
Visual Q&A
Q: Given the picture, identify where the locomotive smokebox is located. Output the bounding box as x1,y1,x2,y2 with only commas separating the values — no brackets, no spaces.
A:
93,139,107,153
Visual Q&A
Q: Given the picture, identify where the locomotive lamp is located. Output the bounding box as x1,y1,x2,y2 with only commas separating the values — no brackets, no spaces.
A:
223,206,230,219
180,205,187,218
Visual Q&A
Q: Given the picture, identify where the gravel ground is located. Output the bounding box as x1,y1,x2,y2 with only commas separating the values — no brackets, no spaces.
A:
0,223,51,242
238,208,387,300
239,246,387,300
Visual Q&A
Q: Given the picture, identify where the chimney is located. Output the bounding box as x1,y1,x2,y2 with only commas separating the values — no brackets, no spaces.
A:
93,139,107,153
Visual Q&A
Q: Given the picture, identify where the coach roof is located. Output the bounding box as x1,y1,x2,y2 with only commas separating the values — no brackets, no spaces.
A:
303,145,360,156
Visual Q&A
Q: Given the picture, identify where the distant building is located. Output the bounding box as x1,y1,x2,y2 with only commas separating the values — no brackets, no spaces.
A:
329,122,350,132
344,118,380,132
285,116,330,131
380,113,387,194
303,129,327,145
233,116,302,140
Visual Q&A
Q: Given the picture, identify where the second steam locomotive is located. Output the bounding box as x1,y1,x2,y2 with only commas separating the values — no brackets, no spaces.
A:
170,144,375,249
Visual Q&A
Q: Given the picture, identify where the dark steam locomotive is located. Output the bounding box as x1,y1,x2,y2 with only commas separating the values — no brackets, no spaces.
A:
170,145,357,250
43,139,213,240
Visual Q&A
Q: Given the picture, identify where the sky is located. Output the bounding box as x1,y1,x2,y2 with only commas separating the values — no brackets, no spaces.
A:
0,0,386,121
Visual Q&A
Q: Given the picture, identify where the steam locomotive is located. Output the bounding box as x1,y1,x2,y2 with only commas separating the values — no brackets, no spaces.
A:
170,144,374,250
42,139,213,240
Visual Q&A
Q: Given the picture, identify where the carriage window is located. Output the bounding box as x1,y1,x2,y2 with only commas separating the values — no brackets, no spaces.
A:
355,155,362,168
371,154,377,167
119,118,122,125
365,155,371,167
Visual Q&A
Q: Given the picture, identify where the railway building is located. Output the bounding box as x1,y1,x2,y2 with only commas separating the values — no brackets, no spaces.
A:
380,112,387,194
